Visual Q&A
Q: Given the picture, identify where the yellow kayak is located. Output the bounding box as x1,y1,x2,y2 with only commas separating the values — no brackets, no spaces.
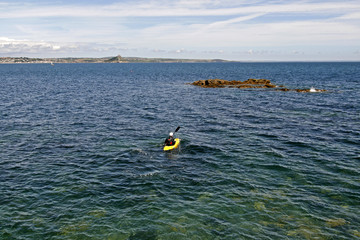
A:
163,138,181,151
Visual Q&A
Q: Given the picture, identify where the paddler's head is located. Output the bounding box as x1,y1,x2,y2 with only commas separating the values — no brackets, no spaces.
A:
169,132,173,137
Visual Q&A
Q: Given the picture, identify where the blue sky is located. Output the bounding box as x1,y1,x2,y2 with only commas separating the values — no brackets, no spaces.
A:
1,0,360,61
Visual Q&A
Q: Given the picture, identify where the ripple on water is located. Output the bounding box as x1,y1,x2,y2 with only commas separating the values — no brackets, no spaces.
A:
1,63,359,239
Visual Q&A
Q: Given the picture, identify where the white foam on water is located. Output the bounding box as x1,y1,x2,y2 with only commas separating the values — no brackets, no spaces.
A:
310,87,317,92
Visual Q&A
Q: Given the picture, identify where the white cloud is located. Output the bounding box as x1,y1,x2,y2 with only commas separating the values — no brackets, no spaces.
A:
52,45,61,50
1,1,359,18
204,13,265,29
0,37,62,53
0,37,80,54
129,14,360,49
337,12,360,20
0,37,137,56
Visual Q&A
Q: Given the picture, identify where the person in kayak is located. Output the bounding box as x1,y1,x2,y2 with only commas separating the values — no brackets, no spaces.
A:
164,132,176,146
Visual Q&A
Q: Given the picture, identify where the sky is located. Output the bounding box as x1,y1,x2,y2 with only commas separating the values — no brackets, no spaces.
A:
1,0,360,61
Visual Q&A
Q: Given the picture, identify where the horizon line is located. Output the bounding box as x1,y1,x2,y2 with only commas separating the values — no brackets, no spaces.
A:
1,56,360,63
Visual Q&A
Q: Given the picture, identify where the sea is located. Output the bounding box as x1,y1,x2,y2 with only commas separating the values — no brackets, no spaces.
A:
0,62,359,239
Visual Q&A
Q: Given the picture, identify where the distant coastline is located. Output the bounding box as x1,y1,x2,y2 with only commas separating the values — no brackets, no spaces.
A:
0,55,230,64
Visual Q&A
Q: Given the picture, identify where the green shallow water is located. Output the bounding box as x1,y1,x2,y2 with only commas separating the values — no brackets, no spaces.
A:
0,62,359,239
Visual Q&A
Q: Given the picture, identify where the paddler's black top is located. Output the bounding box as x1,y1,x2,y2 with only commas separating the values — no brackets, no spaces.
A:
164,136,175,146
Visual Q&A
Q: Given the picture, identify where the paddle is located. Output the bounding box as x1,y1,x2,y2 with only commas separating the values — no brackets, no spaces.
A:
174,126,181,133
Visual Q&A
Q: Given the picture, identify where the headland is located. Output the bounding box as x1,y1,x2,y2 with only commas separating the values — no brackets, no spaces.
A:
0,55,229,64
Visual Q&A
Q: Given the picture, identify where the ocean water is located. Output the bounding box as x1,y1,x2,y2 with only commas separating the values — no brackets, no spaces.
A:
0,62,359,239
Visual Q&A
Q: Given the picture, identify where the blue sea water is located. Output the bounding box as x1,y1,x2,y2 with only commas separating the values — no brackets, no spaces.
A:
0,62,359,239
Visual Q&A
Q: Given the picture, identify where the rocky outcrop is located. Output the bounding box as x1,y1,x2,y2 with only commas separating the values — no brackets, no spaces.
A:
191,78,276,89
276,88,327,93
190,78,327,92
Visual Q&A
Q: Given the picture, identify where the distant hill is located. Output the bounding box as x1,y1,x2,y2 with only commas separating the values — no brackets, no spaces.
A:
0,55,230,64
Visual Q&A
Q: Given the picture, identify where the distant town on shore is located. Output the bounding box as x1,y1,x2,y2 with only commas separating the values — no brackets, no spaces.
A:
0,55,230,64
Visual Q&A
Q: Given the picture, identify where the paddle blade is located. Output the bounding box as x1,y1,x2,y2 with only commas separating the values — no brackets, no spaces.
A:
175,126,181,132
